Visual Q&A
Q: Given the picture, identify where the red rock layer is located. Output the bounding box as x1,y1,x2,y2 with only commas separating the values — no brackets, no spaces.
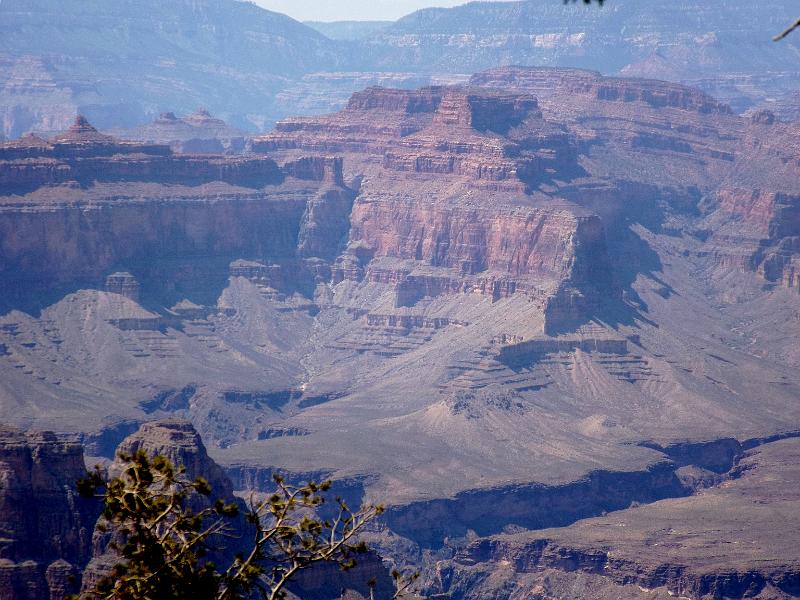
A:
253,84,612,329
349,200,597,280
470,67,732,116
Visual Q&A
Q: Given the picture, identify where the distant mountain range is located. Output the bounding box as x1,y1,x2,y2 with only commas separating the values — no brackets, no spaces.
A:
304,20,390,40
1,0,798,136
369,0,798,75
0,0,342,134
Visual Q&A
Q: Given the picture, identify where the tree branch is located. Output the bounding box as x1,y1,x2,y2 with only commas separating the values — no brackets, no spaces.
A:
774,18,800,41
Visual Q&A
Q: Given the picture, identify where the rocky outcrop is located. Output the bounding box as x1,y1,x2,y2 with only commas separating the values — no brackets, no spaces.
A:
81,420,394,600
471,67,732,116
258,86,577,185
255,84,611,331
0,427,100,599
253,86,447,156
109,109,248,154
466,67,800,295
110,420,234,498
0,117,283,193
80,420,243,594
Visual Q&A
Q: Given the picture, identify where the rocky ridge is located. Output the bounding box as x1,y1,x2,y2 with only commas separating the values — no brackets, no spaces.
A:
0,420,391,599
2,0,798,139
107,109,249,154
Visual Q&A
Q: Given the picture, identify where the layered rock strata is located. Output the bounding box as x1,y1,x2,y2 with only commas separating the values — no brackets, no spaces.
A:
0,426,100,599
255,85,613,331
1,74,800,587
469,67,800,294
0,117,356,307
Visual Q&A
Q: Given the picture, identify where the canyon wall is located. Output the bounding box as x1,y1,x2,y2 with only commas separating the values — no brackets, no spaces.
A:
0,427,100,599
0,119,355,308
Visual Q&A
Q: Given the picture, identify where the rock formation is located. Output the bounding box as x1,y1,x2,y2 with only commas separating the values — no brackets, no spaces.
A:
1,73,800,599
256,85,612,334
2,0,798,139
0,118,355,307
81,420,394,600
109,109,248,154
0,426,100,599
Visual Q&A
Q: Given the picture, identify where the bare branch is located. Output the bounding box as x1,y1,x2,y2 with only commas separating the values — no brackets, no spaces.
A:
774,18,800,41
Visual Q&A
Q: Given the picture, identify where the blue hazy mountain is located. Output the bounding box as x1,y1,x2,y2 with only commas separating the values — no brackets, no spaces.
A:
304,20,391,40
1,0,798,137
364,0,799,78
0,0,342,134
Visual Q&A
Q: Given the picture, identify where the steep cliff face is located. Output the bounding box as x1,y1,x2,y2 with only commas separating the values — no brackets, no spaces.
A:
110,420,234,497
349,202,591,279
469,67,800,295
0,120,356,309
256,85,610,330
0,117,281,194
0,427,100,599
471,67,732,116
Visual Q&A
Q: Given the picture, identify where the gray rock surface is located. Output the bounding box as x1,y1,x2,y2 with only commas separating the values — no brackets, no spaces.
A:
0,426,100,599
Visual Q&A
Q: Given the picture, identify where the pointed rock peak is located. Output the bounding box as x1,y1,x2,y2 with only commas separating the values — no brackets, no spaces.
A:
157,111,179,122
55,115,116,144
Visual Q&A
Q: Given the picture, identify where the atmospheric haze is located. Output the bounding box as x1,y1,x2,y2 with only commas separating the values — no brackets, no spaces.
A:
252,0,508,22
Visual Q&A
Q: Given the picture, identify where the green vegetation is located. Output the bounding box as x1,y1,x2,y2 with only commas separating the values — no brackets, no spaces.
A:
77,450,416,600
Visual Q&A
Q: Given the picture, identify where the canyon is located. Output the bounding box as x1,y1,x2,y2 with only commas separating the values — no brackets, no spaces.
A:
0,64,799,597
1,0,798,138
